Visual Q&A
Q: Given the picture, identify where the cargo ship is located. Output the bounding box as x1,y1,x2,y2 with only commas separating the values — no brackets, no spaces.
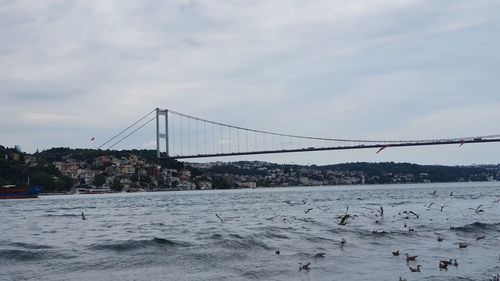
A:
0,185,43,199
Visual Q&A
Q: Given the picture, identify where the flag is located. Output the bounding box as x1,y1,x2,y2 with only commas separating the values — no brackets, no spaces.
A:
91,137,95,141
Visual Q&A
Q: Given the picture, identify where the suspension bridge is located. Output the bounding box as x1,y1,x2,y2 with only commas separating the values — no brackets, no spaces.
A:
98,108,500,159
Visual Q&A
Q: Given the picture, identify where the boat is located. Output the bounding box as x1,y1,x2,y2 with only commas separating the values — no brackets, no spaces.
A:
0,185,43,199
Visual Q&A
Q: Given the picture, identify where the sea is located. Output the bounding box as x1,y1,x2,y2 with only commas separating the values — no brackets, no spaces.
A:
1,182,499,281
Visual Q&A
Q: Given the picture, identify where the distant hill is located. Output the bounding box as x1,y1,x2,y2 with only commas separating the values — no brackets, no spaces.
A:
1,145,498,192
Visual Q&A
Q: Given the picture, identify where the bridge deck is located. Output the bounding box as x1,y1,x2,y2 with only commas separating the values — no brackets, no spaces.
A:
161,138,500,159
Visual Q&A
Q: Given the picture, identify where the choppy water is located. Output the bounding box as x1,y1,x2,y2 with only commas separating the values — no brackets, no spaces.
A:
1,182,500,281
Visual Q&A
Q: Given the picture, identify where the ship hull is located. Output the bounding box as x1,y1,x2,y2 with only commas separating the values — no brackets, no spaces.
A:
0,186,43,199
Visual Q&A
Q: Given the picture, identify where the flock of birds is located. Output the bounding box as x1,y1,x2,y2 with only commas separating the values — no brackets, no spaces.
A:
213,188,499,280
77,187,499,280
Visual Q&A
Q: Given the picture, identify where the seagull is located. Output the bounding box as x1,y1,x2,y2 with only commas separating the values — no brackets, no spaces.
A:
409,265,421,272
458,242,468,248
431,190,437,197
440,259,453,266
392,250,400,256
426,202,435,209
305,208,313,214
406,254,417,262
215,213,224,222
453,259,458,266
275,250,280,255
299,262,311,272
338,205,357,225
409,211,420,218
81,212,86,220
340,238,347,246
476,235,486,241
449,191,454,196
313,252,326,258
469,204,484,213
440,204,449,212
399,277,407,281
439,261,448,271
437,236,444,242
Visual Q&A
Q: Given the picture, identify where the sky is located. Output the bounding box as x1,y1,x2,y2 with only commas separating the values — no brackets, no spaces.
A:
1,0,499,165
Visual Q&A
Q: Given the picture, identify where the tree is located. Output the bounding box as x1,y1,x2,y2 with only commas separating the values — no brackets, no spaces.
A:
111,178,122,192
93,173,106,187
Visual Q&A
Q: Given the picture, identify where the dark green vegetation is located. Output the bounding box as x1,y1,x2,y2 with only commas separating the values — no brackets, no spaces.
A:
1,145,499,192
0,146,181,193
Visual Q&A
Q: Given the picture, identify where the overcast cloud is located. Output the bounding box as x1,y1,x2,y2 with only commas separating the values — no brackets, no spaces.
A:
1,0,499,165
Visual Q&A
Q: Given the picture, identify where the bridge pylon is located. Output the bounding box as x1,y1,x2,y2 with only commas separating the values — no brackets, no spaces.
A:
156,108,169,158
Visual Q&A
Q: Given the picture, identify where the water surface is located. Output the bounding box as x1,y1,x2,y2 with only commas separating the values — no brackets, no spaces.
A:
1,182,500,281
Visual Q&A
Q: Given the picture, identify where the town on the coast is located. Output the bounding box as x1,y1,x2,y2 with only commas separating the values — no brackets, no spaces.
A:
1,145,500,194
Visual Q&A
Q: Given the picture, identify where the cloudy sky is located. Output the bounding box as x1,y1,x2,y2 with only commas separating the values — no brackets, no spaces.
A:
1,0,499,165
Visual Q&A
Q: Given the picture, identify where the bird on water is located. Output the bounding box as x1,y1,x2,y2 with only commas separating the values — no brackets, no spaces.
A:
406,254,417,262
409,265,421,272
299,262,311,272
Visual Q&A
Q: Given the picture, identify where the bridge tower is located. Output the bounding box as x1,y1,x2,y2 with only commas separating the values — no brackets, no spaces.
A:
156,108,169,158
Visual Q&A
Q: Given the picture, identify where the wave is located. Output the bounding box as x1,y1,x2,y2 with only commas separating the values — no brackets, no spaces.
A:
45,214,80,217
450,222,500,233
9,242,53,250
209,233,273,251
0,249,72,262
90,237,190,252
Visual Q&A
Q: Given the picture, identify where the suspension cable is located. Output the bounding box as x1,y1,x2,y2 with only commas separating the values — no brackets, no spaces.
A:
98,108,157,149
106,116,156,150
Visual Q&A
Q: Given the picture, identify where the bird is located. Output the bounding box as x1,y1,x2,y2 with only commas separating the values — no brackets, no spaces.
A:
440,259,453,266
409,211,420,218
299,262,311,272
431,190,437,197
469,204,484,213
437,236,444,242
304,208,313,214
476,235,486,241
439,261,448,271
458,242,468,248
313,252,326,258
406,254,417,262
340,238,347,246
426,202,435,209
399,277,407,281
453,259,458,266
409,265,421,272
81,212,86,220
392,250,400,256
215,213,224,222
440,204,449,212
339,214,356,225
275,250,280,255
449,191,454,196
